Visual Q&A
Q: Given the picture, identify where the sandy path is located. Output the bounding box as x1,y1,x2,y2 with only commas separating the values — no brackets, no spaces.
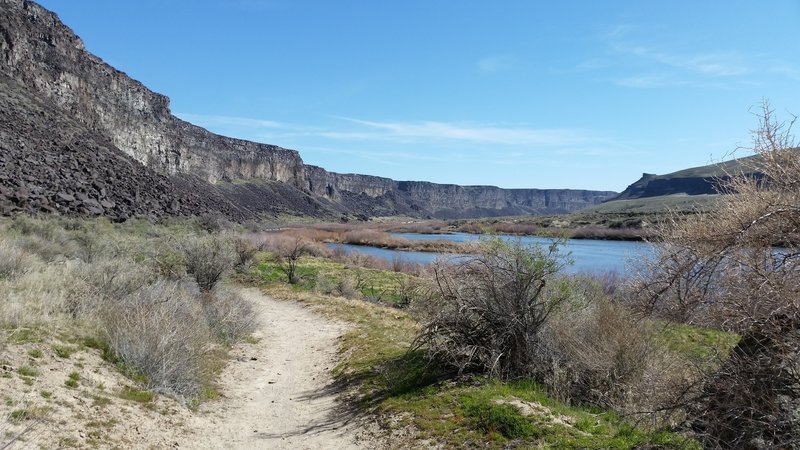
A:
184,288,373,449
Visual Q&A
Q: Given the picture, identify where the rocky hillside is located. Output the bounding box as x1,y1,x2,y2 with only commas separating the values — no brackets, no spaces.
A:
613,156,762,200
0,0,616,221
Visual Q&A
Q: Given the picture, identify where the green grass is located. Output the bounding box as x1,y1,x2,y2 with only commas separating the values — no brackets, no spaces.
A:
86,418,117,428
27,348,42,359
257,277,698,448
8,409,28,422
380,379,698,449
17,366,38,378
118,386,154,404
658,322,739,362
91,394,112,408
52,344,77,359
5,327,44,344
247,255,417,307
64,371,80,388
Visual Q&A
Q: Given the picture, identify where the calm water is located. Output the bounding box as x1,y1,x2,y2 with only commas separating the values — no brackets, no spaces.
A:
328,232,652,274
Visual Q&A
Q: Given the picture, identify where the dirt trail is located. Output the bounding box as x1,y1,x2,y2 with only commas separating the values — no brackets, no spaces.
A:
184,288,374,449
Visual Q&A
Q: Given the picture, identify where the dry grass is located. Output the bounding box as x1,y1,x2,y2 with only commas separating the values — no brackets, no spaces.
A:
270,226,471,254
100,279,212,401
0,216,259,405
202,286,258,344
546,298,685,421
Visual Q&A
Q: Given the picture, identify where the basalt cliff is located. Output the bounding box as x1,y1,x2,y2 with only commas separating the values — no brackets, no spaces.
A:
0,0,616,221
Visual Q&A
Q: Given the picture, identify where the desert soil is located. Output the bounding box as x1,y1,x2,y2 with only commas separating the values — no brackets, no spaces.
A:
0,288,381,449
183,288,376,449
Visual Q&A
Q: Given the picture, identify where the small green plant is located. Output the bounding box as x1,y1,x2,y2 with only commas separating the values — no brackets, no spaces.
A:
91,395,112,408
9,409,28,422
17,366,38,378
52,344,77,359
40,390,52,399
9,328,42,344
118,386,154,404
86,418,117,428
65,371,80,388
59,437,78,447
27,349,43,359
461,396,536,440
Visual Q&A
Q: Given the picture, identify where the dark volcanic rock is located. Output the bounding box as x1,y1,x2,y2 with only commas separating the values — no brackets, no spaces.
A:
0,74,249,220
0,0,617,221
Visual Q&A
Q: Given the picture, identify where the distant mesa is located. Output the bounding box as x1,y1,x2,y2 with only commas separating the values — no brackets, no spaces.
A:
0,0,616,221
612,155,767,201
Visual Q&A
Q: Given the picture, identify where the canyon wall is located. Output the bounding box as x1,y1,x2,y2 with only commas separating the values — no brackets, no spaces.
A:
0,0,616,220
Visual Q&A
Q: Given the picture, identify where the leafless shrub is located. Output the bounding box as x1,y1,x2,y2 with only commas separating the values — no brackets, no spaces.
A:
343,229,390,246
72,229,109,264
91,258,158,301
314,274,338,295
415,237,572,377
329,244,349,263
201,286,258,344
100,279,211,402
631,102,800,446
232,237,258,272
337,275,361,299
575,270,627,298
183,237,236,291
391,254,422,275
395,276,424,309
544,298,675,415
195,213,230,233
267,235,312,284
685,313,800,448
152,244,187,279
344,251,391,271
0,240,35,280
10,219,78,262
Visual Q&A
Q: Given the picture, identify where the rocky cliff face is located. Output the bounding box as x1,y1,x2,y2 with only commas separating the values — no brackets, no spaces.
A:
304,168,616,219
0,0,617,221
0,0,305,186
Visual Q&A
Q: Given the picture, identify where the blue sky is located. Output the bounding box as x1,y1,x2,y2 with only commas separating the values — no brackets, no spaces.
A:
37,1,800,192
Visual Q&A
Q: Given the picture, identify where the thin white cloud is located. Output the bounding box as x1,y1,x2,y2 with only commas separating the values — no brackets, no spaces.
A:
615,74,684,88
477,55,516,73
178,112,635,159
334,117,592,147
593,24,776,89
176,113,290,130
769,64,800,81
618,44,749,77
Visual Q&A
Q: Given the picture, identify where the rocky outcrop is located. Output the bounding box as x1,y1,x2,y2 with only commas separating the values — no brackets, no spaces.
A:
0,75,250,220
614,173,724,200
0,0,617,221
0,0,306,186
304,167,616,219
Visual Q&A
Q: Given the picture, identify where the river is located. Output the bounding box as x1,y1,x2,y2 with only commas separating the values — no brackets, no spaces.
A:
328,232,652,274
